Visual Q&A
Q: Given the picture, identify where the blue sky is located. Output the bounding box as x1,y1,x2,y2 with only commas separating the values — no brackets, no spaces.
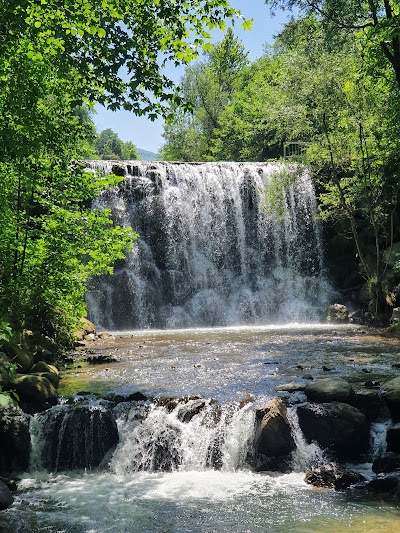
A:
94,1,295,153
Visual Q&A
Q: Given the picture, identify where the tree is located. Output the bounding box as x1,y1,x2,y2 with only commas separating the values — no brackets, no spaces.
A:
0,1,244,343
265,0,400,89
162,28,249,160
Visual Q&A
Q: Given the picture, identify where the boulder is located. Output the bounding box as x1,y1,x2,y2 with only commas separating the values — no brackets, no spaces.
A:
177,398,207,423
387,424,400,454
304,378,353,404
12,374,57,409
0,406,31,473
305,463,364,490
36,405,119,470
8,346,32,372
297,402,370,460
36,371,60,387
0,480,13,510
372,453,400,474
326,304,349,323
366,472,400,496
32,346,55,363
381,377,400,419
254,398,295,457
82,318,96,334
352,389,385,421
30,361,59,376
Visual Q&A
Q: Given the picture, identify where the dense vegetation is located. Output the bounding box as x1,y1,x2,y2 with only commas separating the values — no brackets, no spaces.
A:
162,2,400,320
0,0,244,353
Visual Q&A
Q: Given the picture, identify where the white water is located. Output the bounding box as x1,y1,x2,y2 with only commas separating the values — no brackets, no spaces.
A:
112,400,255,475
86,161,332,329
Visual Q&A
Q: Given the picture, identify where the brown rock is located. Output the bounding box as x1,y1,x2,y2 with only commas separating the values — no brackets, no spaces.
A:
254,398,295,457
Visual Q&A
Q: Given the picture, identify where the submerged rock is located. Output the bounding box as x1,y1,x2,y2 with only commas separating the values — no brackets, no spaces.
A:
305,463,364,490
86,354,118,364
275,383,305,393
254,398,295,458
297,402,369,460
0,406,31,474
36,405,119,471
304,378,353,403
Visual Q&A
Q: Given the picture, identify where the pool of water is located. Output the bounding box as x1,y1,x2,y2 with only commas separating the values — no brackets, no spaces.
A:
60,324,400,402
3,324,400,532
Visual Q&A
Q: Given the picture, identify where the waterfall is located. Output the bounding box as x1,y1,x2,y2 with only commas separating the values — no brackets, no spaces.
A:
86,161,330,330
287,407,325,472
111,399,256,474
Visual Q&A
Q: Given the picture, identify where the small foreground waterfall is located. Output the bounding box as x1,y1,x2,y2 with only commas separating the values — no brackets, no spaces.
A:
86,161,331,329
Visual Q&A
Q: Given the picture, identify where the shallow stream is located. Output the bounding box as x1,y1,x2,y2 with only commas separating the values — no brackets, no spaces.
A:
3,324,400,532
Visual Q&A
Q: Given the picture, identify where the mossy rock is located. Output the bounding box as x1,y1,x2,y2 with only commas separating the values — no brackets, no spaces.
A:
30,361,59,376
35,372,60,387
32,346,55,364
8,346,33,373
12,374,57,403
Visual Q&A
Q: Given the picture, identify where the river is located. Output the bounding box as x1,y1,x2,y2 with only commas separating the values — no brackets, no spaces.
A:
2,324,400,532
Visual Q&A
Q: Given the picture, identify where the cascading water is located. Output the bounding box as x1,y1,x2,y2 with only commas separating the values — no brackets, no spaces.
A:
111,399,256,475
85,161,331,330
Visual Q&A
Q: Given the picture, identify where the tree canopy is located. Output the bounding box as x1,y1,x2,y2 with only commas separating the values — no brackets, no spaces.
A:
0,1,244,344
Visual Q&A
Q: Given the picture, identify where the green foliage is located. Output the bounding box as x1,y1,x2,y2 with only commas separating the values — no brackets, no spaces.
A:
0,361,18,408
0,322,12,345
264,165,305,219
162,29,249,160
0,1,242,344
94,128,139,160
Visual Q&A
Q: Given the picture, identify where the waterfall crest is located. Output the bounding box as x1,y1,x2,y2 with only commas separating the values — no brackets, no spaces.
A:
86,161,331,330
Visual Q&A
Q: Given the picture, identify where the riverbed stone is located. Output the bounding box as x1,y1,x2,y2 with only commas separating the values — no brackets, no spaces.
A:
381,377,400,419
297,402,369,460
86,354,118,364
0,406,31,474
326,304,349,323
0,480,13,510
305,463,364,490
254,398,295,457
386,424,400,453
304,378,353,403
